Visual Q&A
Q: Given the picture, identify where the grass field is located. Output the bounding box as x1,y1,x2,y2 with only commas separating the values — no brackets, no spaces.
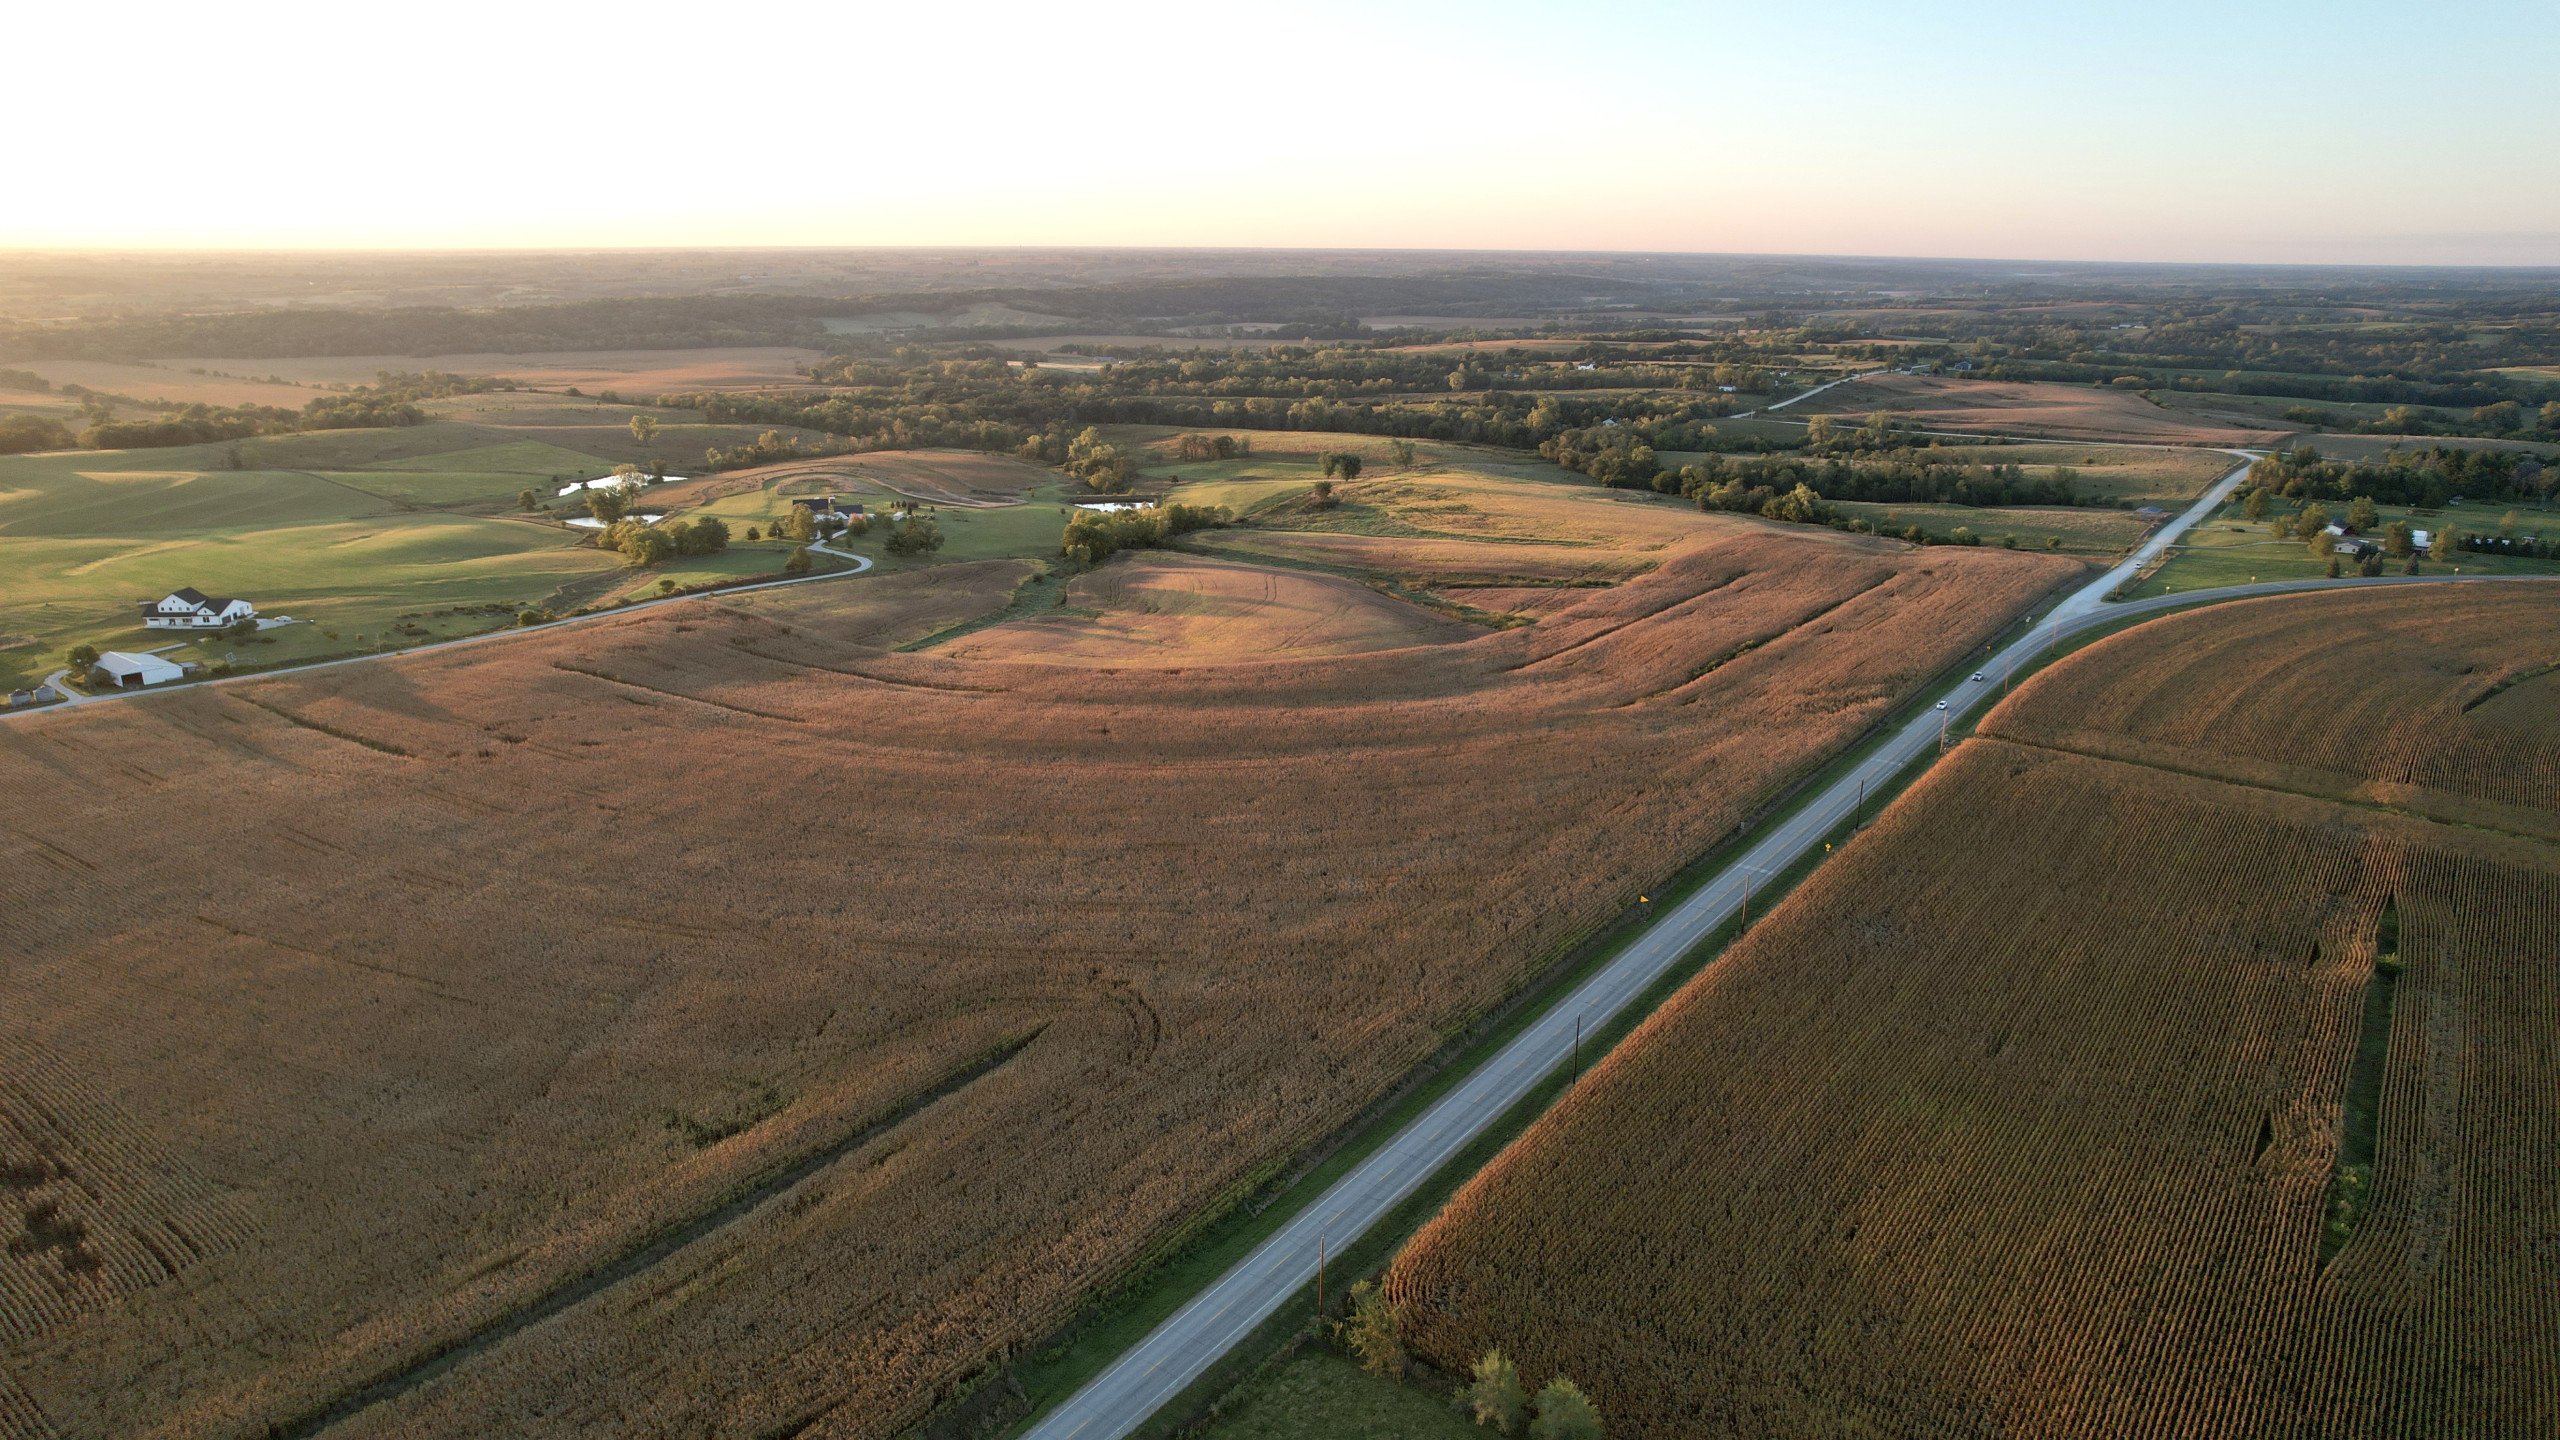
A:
0,432,638,690
1830,500,2143,554
2122,498,2560,600
1384,584,2560,1440
0,525,2070,1440
1801,373,2283,447
1198,1350,1478,1440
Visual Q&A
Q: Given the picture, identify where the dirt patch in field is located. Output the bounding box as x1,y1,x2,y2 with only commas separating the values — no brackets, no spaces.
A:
1803,374,2282,447
947,554,1475,665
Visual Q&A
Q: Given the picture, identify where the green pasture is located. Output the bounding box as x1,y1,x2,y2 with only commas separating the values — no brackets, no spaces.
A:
1196,1349,1478,1440
2123,499,2560,600
1832,501,2142,555
0,430,639,690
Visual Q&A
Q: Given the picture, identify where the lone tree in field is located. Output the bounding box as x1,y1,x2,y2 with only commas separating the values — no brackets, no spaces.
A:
2347,495,2380,531
1389,438,1417,467
517,488,538,511
1527,1377,1602,1440
780,506,817,543
1336,1281,1405,1378
782,545,812,575
629,414,658,451
1308,480,1338,510
1461,1349,1526,1433
884,513,946,558
2382,520,2415,557
67,644,98,671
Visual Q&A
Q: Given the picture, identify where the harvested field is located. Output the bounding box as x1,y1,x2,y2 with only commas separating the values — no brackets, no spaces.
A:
1986,585,2560,841
184,347,829,392
945,553,1476,665
6,360,333,409
1426,585,1605,619
1195,471,1731,586
0,527,2069,1440
1802,373,2282,446
1387,584,2560,1440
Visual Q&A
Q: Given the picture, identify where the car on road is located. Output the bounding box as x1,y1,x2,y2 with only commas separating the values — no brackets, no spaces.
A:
1972,672,1986,682
1935,700,1948,710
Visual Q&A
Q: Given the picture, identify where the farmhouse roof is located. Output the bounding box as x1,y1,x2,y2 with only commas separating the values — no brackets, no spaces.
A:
167,586,211,606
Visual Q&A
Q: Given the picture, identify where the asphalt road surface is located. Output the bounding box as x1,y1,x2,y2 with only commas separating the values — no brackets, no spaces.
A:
1016,455,2552,1440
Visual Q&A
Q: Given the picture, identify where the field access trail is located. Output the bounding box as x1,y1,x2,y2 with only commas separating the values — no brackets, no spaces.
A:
0,544,872,726
1016,455,2552,1440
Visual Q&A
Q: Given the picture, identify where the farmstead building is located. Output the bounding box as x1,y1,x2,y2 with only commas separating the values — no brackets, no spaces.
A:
91,651,185,688
139,587,256,629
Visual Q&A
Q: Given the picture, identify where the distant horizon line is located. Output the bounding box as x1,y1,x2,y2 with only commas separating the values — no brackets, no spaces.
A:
4,242,2559,274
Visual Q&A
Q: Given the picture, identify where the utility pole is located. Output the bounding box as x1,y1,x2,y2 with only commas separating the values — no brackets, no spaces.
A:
1316,1232,1325,1322
1571,1015,1582,1081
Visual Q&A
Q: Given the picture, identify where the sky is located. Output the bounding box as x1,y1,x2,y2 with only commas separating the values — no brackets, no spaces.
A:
11,0,2557,264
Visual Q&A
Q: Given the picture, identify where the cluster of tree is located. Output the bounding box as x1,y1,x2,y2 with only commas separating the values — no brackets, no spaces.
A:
1980,358,2522,411
1171,432,1252,461
700,428,848,472
1540,426,1661,487
597,515,729,567
1058,502,1229,565
0,415,72,454
1670,449,2088,508
1458,1348,1603,1440
1318,450,1364,480
2246,444,2552,509
1333,1283,1600,1440
0,294,842,361
1017,425,1136,492
1801,411,1921,454
0,368,48,391
78,402,302,448
670,357,1754,464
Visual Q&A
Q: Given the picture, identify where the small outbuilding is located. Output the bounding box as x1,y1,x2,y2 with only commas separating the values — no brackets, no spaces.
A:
93,651,185,688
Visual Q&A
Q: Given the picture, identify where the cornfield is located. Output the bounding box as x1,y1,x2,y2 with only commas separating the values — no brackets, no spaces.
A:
0,532,2067,1438
1386,584,2560,1439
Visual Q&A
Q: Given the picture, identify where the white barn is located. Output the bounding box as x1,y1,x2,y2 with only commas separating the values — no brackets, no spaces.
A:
558,473,683,497
93,652,184,688
139,587,256,629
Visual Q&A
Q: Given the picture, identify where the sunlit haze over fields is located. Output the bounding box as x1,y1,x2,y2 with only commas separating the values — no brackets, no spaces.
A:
10,0,2556,263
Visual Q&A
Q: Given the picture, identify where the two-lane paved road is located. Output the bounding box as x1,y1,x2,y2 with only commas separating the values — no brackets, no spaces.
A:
1017,454,2548,1440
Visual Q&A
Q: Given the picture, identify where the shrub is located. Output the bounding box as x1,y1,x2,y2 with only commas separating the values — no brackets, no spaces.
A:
1461,1349,1525,1433
1336,1281,1405,1378
1528,1378,1601,1440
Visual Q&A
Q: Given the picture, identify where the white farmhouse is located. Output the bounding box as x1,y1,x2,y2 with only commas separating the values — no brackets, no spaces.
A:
139,587,256,630
92,651,185,688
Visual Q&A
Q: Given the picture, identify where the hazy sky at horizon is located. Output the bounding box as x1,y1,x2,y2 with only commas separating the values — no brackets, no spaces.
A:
13,0,2556,264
